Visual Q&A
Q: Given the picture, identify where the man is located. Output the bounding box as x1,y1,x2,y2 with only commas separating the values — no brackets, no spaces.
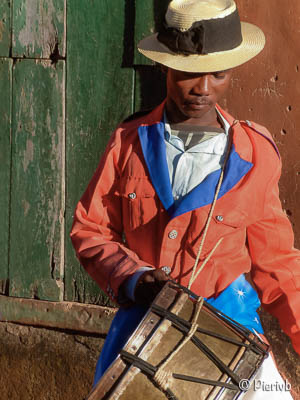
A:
71,0,299,398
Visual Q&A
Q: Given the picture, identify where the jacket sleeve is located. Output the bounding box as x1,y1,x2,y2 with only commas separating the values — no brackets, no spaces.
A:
247,158,300,355
70,129,153,303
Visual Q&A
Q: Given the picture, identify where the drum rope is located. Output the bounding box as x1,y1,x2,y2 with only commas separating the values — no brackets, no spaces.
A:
188,121,238,290
154,296,204,391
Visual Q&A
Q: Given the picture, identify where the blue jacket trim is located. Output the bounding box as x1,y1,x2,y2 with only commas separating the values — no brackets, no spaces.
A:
205,274,263,334
138,123,253,218
138,123,174,211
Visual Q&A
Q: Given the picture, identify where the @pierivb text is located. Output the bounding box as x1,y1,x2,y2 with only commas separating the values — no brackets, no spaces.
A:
239,379,291,392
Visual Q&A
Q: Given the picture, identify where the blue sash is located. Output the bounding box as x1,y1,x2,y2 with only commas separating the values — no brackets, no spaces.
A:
93,274,263,386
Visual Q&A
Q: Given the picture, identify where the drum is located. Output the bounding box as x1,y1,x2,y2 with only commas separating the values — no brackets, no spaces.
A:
87,281,269,400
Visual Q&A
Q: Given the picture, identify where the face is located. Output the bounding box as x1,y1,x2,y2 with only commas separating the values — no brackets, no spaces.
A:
165,68,232,127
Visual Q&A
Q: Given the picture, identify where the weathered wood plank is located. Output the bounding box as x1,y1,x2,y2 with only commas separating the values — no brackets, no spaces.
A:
0,59,12,294
65,0,134,304
0,1,11,56
0,295,116,334
9,59,64,301
134,0,169,66
12,0,65,58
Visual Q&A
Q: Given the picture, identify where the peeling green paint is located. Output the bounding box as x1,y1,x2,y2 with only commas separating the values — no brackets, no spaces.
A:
3,1,165,311
0,59,11,293
10,59,65,301
0,2,10,56
12,0,65,58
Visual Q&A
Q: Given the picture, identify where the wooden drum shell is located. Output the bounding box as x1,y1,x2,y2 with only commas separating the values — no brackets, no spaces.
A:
87,282,269,400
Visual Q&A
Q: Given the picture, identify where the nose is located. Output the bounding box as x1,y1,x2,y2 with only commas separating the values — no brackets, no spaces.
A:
191,74,211,96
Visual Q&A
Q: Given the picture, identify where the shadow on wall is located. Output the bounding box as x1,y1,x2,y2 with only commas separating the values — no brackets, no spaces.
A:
122,0,168,112
122,0,135,68
135,66,166,111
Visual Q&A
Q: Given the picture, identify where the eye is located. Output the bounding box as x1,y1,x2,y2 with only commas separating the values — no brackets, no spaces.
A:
213,71,227,79
179,71,199,80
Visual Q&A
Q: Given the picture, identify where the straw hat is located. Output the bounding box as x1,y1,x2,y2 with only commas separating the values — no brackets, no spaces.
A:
138,0,265,72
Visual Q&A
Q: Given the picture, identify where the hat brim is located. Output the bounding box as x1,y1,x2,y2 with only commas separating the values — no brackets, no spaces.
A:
137,22,265,72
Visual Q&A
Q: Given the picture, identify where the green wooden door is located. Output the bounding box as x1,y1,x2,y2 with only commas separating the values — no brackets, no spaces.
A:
0,0,65,302
0,1,167,317
65,0,135,304
8,0,65,302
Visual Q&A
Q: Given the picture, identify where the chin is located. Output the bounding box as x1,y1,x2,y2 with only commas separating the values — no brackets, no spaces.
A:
182,110,209,120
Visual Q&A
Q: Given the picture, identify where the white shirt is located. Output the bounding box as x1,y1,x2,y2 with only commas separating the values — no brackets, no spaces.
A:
164,109,230,201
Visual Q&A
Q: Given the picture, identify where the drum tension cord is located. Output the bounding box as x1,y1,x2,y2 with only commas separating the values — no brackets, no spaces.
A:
121,294,240,394
151,303,265,355
171,282,269,356
120,280,268,395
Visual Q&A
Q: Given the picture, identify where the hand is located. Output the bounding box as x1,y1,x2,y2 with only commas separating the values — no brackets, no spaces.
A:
134,268,170,306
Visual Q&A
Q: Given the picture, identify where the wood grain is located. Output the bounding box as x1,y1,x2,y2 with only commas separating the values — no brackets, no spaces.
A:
0,59,12,294
9,59,64,300
12,0,65,58
0,1,11,56
0,294,116,334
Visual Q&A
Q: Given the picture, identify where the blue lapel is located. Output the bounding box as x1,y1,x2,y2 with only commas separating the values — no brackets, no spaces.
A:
138,122,253,219
138,123,174,212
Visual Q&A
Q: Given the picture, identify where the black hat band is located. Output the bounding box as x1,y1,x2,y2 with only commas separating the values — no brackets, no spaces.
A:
157,9,243,55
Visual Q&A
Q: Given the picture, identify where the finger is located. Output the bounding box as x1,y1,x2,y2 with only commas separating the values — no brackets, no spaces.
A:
141,272,156,283
153,268,170,281
134,269,170,305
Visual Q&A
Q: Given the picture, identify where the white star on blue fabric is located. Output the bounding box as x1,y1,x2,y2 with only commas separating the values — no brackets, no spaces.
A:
205,274,264,333
234,288,246,299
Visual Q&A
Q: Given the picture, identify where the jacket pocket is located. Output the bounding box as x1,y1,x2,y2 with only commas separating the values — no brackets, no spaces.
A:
119,176,158,231
212,208,248,228
186,208,249,259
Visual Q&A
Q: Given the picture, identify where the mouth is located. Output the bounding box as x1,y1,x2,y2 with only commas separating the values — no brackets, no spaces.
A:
184,100,211,110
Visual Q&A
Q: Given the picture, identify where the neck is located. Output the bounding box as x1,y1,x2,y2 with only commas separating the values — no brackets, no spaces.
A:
165,103,222,128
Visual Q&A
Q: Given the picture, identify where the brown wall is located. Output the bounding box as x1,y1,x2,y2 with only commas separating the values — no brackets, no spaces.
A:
0,321,101,400
220,1,300,394
223,0,300,247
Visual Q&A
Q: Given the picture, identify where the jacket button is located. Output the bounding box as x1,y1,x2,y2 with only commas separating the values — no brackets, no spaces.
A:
216,215,224,222
161,266,171,275
168,230,178,239
128,192,136,199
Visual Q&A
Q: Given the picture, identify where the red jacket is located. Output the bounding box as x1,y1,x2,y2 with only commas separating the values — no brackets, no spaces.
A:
71,102,300,355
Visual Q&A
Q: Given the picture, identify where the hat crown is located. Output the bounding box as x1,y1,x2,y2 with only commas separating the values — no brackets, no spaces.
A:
166,0,237,31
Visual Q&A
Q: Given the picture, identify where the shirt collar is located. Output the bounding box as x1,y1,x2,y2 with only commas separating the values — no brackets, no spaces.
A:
163,107,230,140
216,107,230,134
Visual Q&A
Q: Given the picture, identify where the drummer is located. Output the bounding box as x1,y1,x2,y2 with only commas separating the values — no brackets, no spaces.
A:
71,0,299,398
